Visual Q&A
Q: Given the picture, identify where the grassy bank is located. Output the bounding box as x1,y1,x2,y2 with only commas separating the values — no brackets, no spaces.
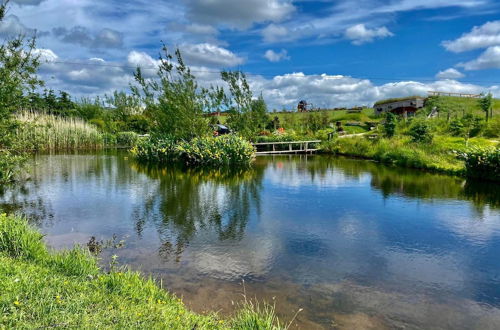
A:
321,135,498,177
0,214,282,329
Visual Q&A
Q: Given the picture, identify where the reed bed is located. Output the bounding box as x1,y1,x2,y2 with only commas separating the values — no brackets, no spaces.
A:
15,112,105,151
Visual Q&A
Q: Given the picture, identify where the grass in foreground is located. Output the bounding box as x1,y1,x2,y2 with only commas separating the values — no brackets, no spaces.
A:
0,214,283,329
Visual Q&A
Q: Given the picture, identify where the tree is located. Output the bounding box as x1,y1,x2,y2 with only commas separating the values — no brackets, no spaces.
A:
132,46,208,140
478,92,493,122
221,71,270,138
105,90,141,122
0,0,43,182
383,112,397,137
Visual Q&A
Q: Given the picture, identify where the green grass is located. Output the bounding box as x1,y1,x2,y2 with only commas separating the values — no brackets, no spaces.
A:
0,214,283,329
321,134,499,177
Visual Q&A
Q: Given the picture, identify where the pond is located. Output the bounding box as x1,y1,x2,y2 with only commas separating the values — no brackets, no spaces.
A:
1,151,499,329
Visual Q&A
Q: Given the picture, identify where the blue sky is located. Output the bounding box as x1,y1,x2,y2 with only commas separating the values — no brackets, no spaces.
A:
3,0,500,108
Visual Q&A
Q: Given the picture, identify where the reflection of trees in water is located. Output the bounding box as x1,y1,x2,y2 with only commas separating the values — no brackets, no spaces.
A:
280,155,498,212
0,150,142,227
130,162,264,262
0,178,55,226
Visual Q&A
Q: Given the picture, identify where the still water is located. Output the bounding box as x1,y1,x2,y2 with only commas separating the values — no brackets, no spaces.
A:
1,151,500,329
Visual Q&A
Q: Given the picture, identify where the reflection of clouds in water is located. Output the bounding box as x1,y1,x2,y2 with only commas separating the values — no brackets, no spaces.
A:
185,236,279,281
264,162,370,189
436,205,500,244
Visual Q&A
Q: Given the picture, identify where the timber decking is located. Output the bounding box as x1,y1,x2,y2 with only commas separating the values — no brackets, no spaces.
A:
252,140,321,155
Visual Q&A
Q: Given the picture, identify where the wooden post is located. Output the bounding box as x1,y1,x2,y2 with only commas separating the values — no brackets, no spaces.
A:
289,143,292,152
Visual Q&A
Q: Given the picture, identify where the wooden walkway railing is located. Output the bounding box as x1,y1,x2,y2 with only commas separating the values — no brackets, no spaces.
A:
252,140,321,155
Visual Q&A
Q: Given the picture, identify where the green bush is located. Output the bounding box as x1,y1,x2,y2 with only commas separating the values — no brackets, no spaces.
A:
383,112,397,137
459,147,500,182
409,119,433,143
116,131,139,147
0,150,26,183
483,117,500,138
176,135,255,166
102,133,117,146
132,135,255,167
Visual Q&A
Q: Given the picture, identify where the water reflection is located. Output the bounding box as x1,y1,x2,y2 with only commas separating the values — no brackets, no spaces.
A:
0,152,499,329
129,162,264,262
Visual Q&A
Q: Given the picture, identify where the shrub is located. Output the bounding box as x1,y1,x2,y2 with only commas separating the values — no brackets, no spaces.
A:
116,131,139,147
176,135,255,166
483,117,500,138
409,119,433,143
459,147,500,182
132,135,255,167
0,150,26,183
383,112,397,137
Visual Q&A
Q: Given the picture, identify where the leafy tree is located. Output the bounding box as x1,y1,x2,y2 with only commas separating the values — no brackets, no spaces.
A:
105,90,141,122
409,119,433,143
478,92,493,121
132,46,208,140
0,0,43,182
383,112,397,137
222,71,270,138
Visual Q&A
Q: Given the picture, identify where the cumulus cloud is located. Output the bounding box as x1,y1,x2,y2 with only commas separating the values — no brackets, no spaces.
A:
179,43,245,67
458,46,500,70
264,49,290,62
435,68,465,79
186,0,295,29
344,24,393,45
52,26,123,49
442,21,500,52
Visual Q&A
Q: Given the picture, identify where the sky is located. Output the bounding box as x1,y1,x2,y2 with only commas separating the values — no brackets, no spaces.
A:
2,0,500,109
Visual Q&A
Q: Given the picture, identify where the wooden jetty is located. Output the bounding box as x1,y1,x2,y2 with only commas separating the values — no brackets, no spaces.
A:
252,140,321,155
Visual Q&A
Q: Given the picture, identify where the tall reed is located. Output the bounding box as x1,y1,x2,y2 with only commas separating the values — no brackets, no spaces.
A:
15,111,105,151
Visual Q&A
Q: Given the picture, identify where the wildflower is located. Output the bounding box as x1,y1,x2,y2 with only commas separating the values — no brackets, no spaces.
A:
13,301,20,306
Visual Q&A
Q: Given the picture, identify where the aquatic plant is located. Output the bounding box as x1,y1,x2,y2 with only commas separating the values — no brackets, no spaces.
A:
132,135,255,167
15,111,105,151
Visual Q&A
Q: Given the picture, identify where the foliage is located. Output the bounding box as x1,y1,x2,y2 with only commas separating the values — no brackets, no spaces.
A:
177,135,255,166
321,136,464,174
222,71,270,138
478,93,493,121
104,90,142,122
132,135,255,167
0,0,43,183
408,119,433,143
116,131,139,147
383,112,397,137
483,117,500,138
0,150,26,183
449,114,484,140
15,112,105,151
0,214,282,329
132,46,209,140
458,147,500,182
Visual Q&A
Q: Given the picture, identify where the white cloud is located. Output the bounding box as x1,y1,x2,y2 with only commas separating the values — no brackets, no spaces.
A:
261,24,289,43
186,0,295,29
443,21,500,52
458,46,500,70
264,49,290,62
33,48,58,63
344,24,393,45
435,68,465,79
179,43,245,67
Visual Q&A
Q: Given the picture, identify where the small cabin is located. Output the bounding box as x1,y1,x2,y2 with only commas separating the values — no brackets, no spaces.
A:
374,96,425,117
